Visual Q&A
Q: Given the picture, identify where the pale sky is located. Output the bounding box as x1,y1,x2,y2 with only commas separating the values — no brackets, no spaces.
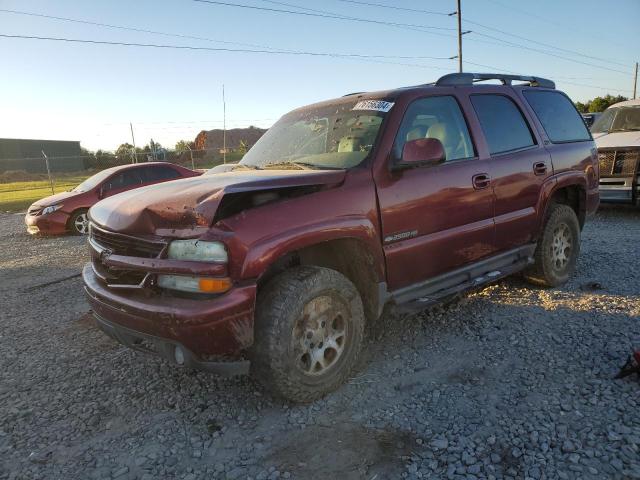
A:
0,0,638,152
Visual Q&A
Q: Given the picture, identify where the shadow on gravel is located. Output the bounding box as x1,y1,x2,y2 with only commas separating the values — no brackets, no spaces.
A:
266,423,415,479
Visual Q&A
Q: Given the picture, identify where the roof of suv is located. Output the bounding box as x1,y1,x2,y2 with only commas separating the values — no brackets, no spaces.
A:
289,72,556,115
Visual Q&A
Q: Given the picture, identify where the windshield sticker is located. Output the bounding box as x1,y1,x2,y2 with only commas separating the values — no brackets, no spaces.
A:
353,100,395,113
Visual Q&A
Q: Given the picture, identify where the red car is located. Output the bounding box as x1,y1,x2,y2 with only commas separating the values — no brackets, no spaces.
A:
25,162,200,235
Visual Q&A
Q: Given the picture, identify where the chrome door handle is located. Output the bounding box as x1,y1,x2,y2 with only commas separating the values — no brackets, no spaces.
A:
472,173,491,190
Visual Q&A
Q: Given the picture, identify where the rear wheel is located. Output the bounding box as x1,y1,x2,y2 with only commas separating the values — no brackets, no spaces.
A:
524,204,580,287
69,209,89,235
250,266,365,403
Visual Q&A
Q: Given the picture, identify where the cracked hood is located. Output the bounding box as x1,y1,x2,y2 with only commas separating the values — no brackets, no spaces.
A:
89,169,346,235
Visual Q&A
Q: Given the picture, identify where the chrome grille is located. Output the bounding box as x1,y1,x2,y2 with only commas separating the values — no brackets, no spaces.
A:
89,223,167,288
598,149,639,177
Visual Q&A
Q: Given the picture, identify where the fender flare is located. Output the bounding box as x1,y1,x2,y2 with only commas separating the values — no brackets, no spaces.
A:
240,216,385,281
535,172,588,234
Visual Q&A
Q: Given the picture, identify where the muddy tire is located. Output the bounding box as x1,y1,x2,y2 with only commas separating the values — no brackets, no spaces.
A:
68,209,89,235
250,266,365,403
524,204,580,287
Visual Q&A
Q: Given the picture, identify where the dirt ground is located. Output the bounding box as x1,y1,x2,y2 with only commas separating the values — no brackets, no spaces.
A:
0,206,638,480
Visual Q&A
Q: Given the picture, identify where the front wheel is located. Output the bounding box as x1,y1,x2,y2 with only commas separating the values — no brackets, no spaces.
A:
524,204,581,287
250,266,365,403
68,209,89,235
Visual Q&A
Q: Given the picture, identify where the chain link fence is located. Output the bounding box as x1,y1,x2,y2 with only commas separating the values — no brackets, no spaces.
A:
0,147,243,212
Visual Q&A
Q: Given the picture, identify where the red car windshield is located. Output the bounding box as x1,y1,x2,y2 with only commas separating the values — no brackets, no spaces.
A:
72,169,115,193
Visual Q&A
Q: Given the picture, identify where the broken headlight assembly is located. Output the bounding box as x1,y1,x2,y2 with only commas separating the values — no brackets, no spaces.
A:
157,240,231,294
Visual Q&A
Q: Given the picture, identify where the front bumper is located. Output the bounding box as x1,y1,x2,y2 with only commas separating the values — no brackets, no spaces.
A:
24,211,69,235
599,176,638,204
83,263,256,375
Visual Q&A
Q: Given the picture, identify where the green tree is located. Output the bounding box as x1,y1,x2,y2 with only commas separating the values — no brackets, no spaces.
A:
575,95,628,113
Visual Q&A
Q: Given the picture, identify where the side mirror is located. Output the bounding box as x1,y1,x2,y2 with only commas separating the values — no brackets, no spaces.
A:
395,138,445,169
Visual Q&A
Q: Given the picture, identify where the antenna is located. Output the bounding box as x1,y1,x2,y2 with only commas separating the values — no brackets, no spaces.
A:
222,84,226,164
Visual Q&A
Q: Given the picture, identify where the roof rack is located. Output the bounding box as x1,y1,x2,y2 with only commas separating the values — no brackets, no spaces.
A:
435,72,555,89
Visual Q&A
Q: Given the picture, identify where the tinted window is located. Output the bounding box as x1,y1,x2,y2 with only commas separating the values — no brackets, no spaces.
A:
141,165,181,182
104,169,142,191
393,96,475,162
470,95,535,155
523,90,591,143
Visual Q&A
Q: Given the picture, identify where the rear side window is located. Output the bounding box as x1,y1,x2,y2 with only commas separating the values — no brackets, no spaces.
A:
104,169,142,191
141,166,181,182
523,90,591,143
470,94,535,155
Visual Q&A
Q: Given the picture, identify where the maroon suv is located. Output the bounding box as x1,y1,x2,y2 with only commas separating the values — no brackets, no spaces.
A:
83,73,599,402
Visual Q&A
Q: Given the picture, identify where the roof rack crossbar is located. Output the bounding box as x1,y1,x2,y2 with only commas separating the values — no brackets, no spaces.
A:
435,72,555,89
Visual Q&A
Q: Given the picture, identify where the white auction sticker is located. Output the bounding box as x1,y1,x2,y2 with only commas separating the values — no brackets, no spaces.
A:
352,100,395,112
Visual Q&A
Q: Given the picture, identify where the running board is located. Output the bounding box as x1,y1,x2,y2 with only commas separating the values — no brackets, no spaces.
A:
391,244,535,313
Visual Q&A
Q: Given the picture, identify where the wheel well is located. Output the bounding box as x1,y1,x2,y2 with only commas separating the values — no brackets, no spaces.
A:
549,185,586,228
66,208,89,230
258,239,382,323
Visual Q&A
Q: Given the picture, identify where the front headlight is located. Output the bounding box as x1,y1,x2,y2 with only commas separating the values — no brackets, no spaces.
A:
158,240,230,294
42,204,63,215
166,240,228,262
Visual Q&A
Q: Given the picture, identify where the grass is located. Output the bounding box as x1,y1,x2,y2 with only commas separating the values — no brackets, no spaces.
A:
0,175,89,213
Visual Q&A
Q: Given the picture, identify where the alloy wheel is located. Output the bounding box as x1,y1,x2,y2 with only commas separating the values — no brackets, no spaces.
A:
293,295,348,376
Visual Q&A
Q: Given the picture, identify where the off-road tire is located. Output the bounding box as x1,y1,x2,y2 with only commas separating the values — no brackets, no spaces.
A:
250,266,365,403
524,204,580,287
68,209,89,235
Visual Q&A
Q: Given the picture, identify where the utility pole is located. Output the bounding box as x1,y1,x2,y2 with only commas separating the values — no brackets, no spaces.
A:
41,151,54,195
129,122,137,163
222,84,227,164
186,144,195,170
634,62,638,99
457,0,462,73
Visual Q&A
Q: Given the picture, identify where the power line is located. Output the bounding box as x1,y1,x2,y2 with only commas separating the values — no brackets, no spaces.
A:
468,31,632,76
480,0,629,50
333,0,450,15
0,8,292,52
192,0,456,33
0,33,453,63
462,18,629,68
462,60,632,94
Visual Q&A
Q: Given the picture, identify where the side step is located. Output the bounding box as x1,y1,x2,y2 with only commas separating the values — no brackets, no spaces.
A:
391,245,535,313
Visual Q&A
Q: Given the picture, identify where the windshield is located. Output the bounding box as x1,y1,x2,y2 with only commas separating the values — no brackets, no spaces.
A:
72,169,114,192
237,99,390,170
591,106,640,133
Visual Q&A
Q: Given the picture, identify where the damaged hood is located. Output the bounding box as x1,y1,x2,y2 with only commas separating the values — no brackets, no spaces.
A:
594,131,640,148
89,169,346,235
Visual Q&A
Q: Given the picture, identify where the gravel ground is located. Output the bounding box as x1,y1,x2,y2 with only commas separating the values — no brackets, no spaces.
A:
0,206,639,480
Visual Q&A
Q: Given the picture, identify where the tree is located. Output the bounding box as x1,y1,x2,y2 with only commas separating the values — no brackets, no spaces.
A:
175,140,195,152
575,95,628,113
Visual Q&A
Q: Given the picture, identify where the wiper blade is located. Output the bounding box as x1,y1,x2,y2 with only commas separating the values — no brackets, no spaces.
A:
610,128,640,132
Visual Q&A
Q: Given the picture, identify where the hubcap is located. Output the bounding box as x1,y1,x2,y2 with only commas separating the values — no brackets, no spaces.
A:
74,213,89,234
550,223,572,271
293,295,348,376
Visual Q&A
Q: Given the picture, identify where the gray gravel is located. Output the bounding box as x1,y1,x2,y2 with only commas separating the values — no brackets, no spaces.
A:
1,206,639,480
